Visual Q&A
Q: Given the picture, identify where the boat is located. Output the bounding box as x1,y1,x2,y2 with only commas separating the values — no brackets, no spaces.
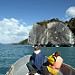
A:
6,55,75,75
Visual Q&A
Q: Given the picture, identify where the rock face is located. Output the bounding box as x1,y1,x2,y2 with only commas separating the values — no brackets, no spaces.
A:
28,21,74,46
68,17,75,36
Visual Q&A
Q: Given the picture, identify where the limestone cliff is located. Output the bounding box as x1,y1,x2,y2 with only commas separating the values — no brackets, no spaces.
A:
28,19,75,46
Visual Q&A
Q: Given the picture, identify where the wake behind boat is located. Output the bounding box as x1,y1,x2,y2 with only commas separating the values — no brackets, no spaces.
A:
6,55,75,75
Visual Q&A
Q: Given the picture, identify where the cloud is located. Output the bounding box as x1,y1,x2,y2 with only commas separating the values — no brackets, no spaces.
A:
0,18,33,43
66,6,75,17
65,6,75,21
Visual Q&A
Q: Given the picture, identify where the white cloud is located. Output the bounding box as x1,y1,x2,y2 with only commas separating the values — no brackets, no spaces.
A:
0,18,33,43
66,6,75,17
65,6,75,21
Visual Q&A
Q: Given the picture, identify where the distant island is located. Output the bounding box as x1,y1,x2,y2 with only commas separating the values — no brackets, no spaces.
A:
0,43,3,45
12,39,29,45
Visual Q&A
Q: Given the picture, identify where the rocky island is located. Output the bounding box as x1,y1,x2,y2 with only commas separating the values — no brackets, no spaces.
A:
13,18,75,47
28,18,75,47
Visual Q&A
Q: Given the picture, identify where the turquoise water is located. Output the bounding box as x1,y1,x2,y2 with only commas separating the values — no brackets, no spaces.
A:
0,45,75,75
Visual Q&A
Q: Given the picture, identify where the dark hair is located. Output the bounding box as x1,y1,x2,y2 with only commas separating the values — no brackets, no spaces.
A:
55,51,60,57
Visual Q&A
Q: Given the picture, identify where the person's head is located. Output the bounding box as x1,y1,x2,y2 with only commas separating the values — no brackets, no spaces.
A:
34,46,39,50
54,51,61,57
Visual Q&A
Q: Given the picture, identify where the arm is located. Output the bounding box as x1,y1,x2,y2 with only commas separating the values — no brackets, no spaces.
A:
30,52,36,61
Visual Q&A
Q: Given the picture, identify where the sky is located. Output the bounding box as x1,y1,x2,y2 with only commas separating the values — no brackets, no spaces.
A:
0,0,75,43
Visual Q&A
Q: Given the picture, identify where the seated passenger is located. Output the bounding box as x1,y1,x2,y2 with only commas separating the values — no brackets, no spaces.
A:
26,46,45,74
42,51,63,75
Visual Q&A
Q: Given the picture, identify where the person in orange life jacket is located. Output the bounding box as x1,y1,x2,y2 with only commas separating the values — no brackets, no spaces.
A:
42,51,63,75
26,46,45,74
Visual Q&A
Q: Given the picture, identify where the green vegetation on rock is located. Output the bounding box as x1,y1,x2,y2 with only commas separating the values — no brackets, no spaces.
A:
68,17,75,36
12,39,29,45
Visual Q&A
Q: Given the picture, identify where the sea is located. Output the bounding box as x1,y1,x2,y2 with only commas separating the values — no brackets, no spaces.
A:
0,44,75,75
